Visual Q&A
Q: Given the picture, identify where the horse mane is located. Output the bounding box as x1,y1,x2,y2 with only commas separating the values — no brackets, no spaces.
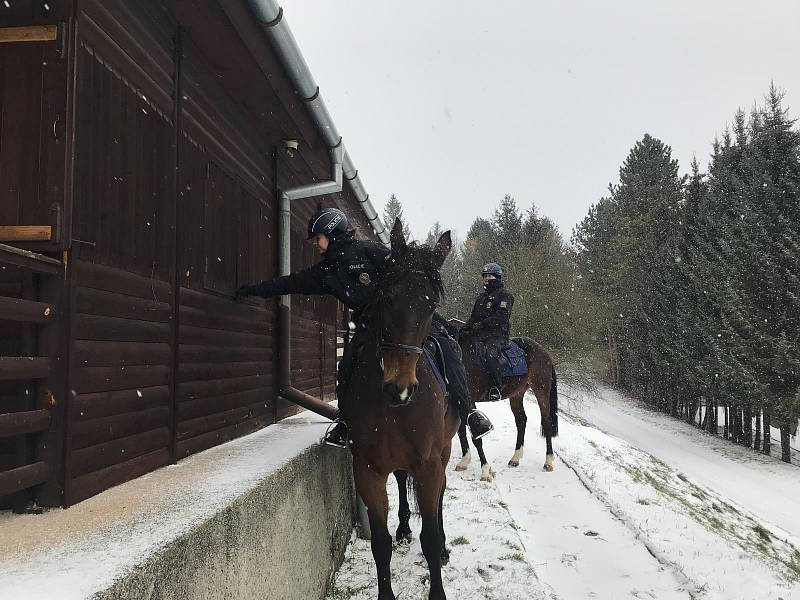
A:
383,242,444,297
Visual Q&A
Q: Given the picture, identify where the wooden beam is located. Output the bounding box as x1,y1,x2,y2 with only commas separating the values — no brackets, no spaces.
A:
0,226,52,242
0,243,62,275
0,410,51,438
0,462,48,497
0,296,55,323
0,26,58,44
0,357,51,381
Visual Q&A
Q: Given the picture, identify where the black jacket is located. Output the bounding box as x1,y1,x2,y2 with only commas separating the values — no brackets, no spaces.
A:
243,237,390,320
465,280,514,341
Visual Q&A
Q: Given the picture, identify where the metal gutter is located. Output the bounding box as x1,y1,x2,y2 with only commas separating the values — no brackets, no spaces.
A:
247,0,388,244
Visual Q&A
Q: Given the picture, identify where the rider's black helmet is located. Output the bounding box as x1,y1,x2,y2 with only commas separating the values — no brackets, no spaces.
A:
481,262,503,278
307,207,348,240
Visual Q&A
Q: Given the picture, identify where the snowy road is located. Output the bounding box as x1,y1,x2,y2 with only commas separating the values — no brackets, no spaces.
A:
572,385,800,540
328,391,800,600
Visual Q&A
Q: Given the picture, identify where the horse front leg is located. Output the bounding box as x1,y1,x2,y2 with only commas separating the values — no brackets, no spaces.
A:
509,392,527,467
355,463,395,600
394,471,413,544
415,461,448,600
454,422,471,471
472,436,493,481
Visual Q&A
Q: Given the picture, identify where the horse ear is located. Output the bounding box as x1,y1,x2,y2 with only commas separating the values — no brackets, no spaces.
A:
390,217,407,253
432,230,452,268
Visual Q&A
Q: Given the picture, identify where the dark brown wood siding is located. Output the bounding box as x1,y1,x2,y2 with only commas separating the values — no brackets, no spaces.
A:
1,0,373,507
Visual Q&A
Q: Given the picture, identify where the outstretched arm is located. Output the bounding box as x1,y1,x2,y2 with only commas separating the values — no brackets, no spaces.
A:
237,263,329,298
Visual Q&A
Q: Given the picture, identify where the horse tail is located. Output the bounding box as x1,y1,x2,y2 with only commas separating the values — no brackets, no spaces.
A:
407,473,419,515
549,366,559,437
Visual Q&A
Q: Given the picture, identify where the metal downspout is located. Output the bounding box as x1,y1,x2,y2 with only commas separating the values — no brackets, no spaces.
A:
274,145,343,421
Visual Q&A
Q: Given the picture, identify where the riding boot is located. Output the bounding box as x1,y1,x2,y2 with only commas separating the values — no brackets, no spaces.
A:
485,344,505,402
430,324,494,440
325,325,361,449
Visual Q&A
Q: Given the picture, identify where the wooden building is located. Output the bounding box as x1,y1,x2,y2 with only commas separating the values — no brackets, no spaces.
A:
0,0,385,510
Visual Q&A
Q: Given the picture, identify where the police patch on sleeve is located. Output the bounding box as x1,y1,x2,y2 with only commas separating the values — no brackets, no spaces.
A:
500,300,508,308
359,272,371,285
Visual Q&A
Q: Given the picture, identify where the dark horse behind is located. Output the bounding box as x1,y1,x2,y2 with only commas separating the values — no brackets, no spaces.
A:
447,322,559,478
348,219,460,600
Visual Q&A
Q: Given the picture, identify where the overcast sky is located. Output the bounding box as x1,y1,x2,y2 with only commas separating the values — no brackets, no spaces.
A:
281,0,800,242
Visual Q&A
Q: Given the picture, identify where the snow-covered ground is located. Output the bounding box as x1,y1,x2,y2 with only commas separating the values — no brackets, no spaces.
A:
328,389,800,600
573,385,800,539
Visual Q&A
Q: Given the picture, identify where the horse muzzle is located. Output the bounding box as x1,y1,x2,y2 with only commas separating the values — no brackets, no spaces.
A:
383,381,418,407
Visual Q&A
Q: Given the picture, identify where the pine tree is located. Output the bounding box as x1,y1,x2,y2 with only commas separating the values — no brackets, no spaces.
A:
383,194,411,240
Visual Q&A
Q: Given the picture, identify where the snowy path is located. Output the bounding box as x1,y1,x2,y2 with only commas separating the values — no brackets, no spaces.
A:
328,394,799,600
480,401,692,600
571,385,800,540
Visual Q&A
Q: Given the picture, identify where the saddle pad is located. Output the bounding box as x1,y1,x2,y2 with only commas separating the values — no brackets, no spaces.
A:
502,341,528,377
423,340,449,397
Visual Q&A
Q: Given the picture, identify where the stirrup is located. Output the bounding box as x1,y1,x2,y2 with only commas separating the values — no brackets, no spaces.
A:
467,410,494,440
324,419,349,449
487,386,502,402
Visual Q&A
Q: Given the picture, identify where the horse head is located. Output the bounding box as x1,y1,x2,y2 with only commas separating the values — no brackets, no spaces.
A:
372,218,451,407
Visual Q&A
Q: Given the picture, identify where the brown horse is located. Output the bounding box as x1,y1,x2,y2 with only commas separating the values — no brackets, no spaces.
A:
448,325,559,476
348,219,460,600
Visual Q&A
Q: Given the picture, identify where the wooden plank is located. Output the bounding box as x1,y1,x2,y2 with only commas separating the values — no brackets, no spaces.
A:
73,364,170,394
66,447,170,506
73,340,171,368
0,295,55,323
0,243,61,275
0,461,48,497
0,357,51,380
0,410,50,438
178,374,272,401
73,314,170,343
0,226,52,242
70,386,170,421
175,415,269,460
71,406,170,450
178,344,271,364
177,361,272,383
177,388,269,422
0,26,58,44
76,287,170,323
179,324,269,348
75,260,170,300
70,427,170,478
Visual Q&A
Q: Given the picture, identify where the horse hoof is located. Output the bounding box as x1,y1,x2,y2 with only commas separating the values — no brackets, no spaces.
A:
480,465,494,482
396,531,413,545
542,463,554,472
508,460,519,468
454,464,468,472
455,454,471,471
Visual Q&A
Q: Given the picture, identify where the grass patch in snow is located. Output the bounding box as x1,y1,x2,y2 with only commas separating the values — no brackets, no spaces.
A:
588,436,800,583
500,552,526,563
451,536,470,546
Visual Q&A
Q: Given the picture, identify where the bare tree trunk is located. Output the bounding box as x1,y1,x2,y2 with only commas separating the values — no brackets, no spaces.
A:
763,411,771,455
707,398,717,434
780,422,792,463
743,407,752,448
753,409,761,452
701,398,708,430
723,405,729,440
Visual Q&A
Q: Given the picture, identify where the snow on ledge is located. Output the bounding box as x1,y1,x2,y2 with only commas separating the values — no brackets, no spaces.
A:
0,411,336,600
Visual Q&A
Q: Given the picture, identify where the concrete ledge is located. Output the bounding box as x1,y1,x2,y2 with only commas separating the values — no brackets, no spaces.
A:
0,413,354,600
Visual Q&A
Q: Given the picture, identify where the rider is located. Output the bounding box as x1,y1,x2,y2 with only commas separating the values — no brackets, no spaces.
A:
236,207,493,447
462,262,514,402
